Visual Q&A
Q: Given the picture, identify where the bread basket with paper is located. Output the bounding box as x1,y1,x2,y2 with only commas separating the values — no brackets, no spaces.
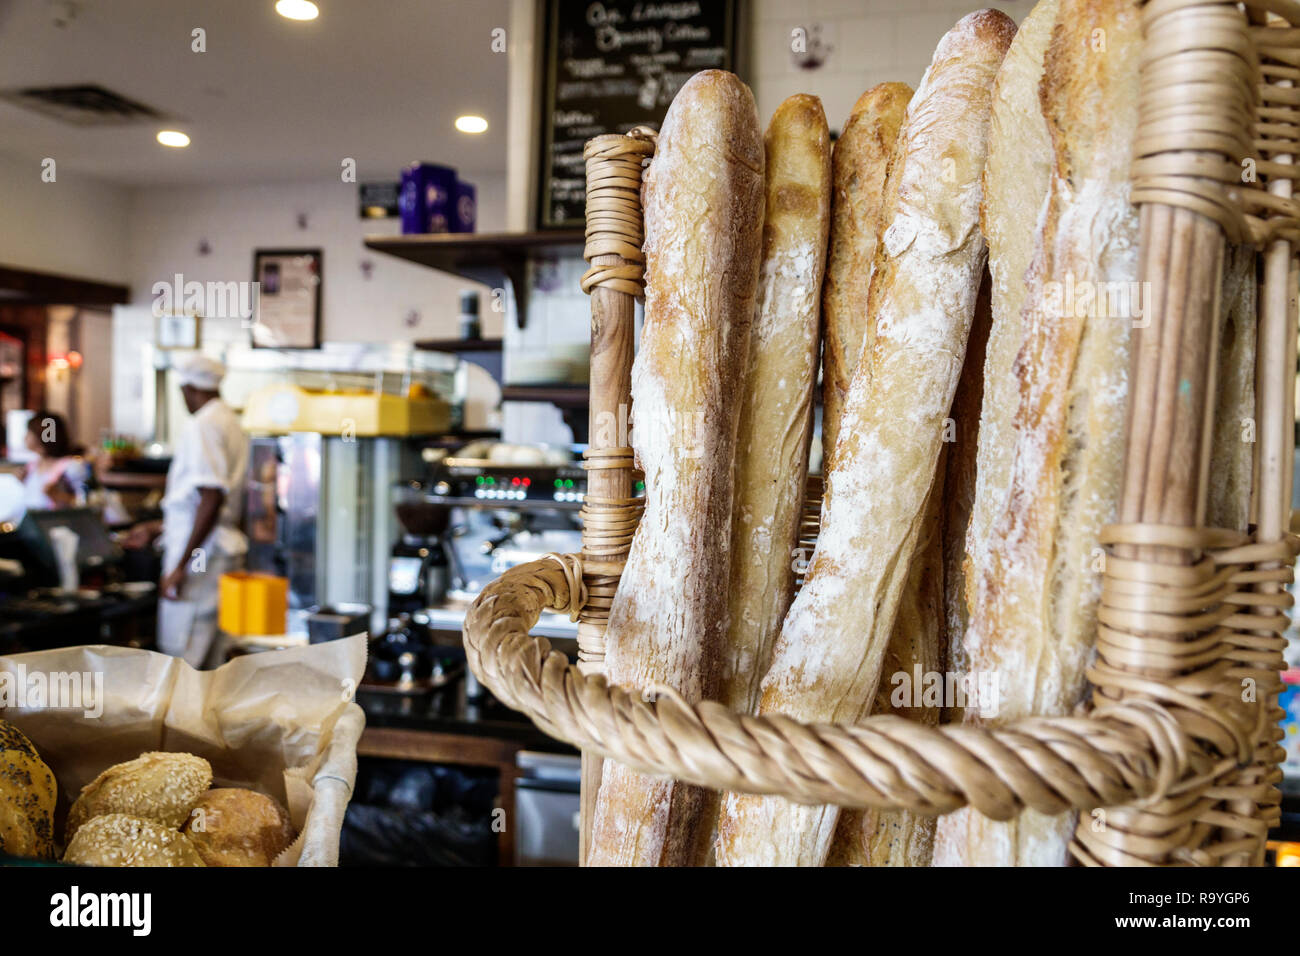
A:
463,0,1300,866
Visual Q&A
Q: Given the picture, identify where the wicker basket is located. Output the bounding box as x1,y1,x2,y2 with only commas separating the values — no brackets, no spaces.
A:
464,0,1300,867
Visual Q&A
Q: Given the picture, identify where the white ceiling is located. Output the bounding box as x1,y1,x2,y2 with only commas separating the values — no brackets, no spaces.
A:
0,0,511,185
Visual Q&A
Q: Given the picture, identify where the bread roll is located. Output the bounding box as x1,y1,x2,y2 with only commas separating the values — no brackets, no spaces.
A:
66,751,212,843
0,718,38,759
588,69,764,867
716,10,1016,867
182,788,296,866
64,813,206,867
0,747,56,859
820,83,911,469
0,798,39,859
933,0,1141,867
721,93,831,716
1207,243,1257,532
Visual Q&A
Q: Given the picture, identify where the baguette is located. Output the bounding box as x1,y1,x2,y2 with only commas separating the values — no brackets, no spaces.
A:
954,0,1059,707
587,70,764,867
820,83,912,470
715,10,1016,867
933,0,1141,867
826,464,946,867
940,273,992,724
827,271,993,866
721,94,831,715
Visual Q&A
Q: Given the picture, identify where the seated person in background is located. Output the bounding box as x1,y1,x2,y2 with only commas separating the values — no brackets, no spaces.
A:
22,410,86,510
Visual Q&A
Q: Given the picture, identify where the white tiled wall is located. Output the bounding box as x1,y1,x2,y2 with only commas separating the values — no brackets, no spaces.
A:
506,0,1032,446
749,0,1029,132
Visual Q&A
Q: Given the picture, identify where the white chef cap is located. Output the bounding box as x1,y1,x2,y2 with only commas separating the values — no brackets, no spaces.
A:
174,352,225,390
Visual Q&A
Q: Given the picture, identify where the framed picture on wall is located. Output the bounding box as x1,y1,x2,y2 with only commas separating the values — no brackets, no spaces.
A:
251,248,322,349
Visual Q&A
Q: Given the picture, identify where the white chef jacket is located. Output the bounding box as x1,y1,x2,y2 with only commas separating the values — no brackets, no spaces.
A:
160,397,249,562
157,397,249,668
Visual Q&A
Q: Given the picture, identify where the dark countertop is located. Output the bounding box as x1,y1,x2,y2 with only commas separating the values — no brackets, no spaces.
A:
0,588,158,654
356,676,576,755
355,617,577,754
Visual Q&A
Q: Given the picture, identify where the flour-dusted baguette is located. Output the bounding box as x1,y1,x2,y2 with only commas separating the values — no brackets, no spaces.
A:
828,271,994,866
820,83,912,470
951,0,1059,709
1207,243,1257,532
587,70,764,868
933,0,1141,868
721,94,831,716
715,10,1016,868
940,273,992,725
826,466,946,867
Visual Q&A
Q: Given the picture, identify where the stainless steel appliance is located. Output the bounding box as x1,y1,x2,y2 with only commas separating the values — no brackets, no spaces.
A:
514,751,581,866
387,481,452,615
243,432,422,634
431,458,594,602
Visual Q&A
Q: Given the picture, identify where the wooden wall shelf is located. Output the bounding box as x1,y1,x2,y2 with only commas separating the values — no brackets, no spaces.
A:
414,338,503,353
363,231,584,330
499,384,589,407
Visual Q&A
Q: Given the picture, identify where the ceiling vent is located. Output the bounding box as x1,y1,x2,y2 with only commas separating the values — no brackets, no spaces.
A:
0,84,171,126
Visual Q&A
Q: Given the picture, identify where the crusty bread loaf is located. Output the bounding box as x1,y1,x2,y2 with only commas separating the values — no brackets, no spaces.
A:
0,747,56,860
64,813,206,867
1207,243,1257,532
951,0,1058,717
828,272,992,866
933,0,1141,868
820,83,911,470
715,10,1016,867
182,788,296,867
826,466,946,867
588,70,764,867
721,93,831,716
0,718,38,759
65,751,211,844
939,273,992,725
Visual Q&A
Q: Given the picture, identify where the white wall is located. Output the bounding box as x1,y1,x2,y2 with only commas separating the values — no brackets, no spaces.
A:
126,175,508,344
0,151,131,283
748,0,1027,132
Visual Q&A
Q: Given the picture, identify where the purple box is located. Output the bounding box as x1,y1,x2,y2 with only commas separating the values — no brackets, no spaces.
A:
453,179,476,233
399,162,457,234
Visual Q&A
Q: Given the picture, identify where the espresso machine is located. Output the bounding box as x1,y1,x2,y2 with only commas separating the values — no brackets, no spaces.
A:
371,452,641,692
432,457,590,601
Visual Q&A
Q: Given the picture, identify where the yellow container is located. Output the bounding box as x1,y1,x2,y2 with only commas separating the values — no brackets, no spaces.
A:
241,384,450,437
219,572,288,636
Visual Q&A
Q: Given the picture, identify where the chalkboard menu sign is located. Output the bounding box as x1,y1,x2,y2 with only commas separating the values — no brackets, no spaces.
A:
537,0,738,229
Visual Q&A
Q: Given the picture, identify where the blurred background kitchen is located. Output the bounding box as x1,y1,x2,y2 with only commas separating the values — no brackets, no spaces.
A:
1,0,1296,866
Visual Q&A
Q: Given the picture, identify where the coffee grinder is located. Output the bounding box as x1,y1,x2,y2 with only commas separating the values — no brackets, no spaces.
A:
388,481,451,616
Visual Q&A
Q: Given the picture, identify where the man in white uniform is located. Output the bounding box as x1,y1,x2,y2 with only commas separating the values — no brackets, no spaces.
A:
154,353,249,667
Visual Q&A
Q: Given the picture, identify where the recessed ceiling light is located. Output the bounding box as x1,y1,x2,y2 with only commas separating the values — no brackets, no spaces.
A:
157,130,190,148
455,115,488,134
276,0,319,21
